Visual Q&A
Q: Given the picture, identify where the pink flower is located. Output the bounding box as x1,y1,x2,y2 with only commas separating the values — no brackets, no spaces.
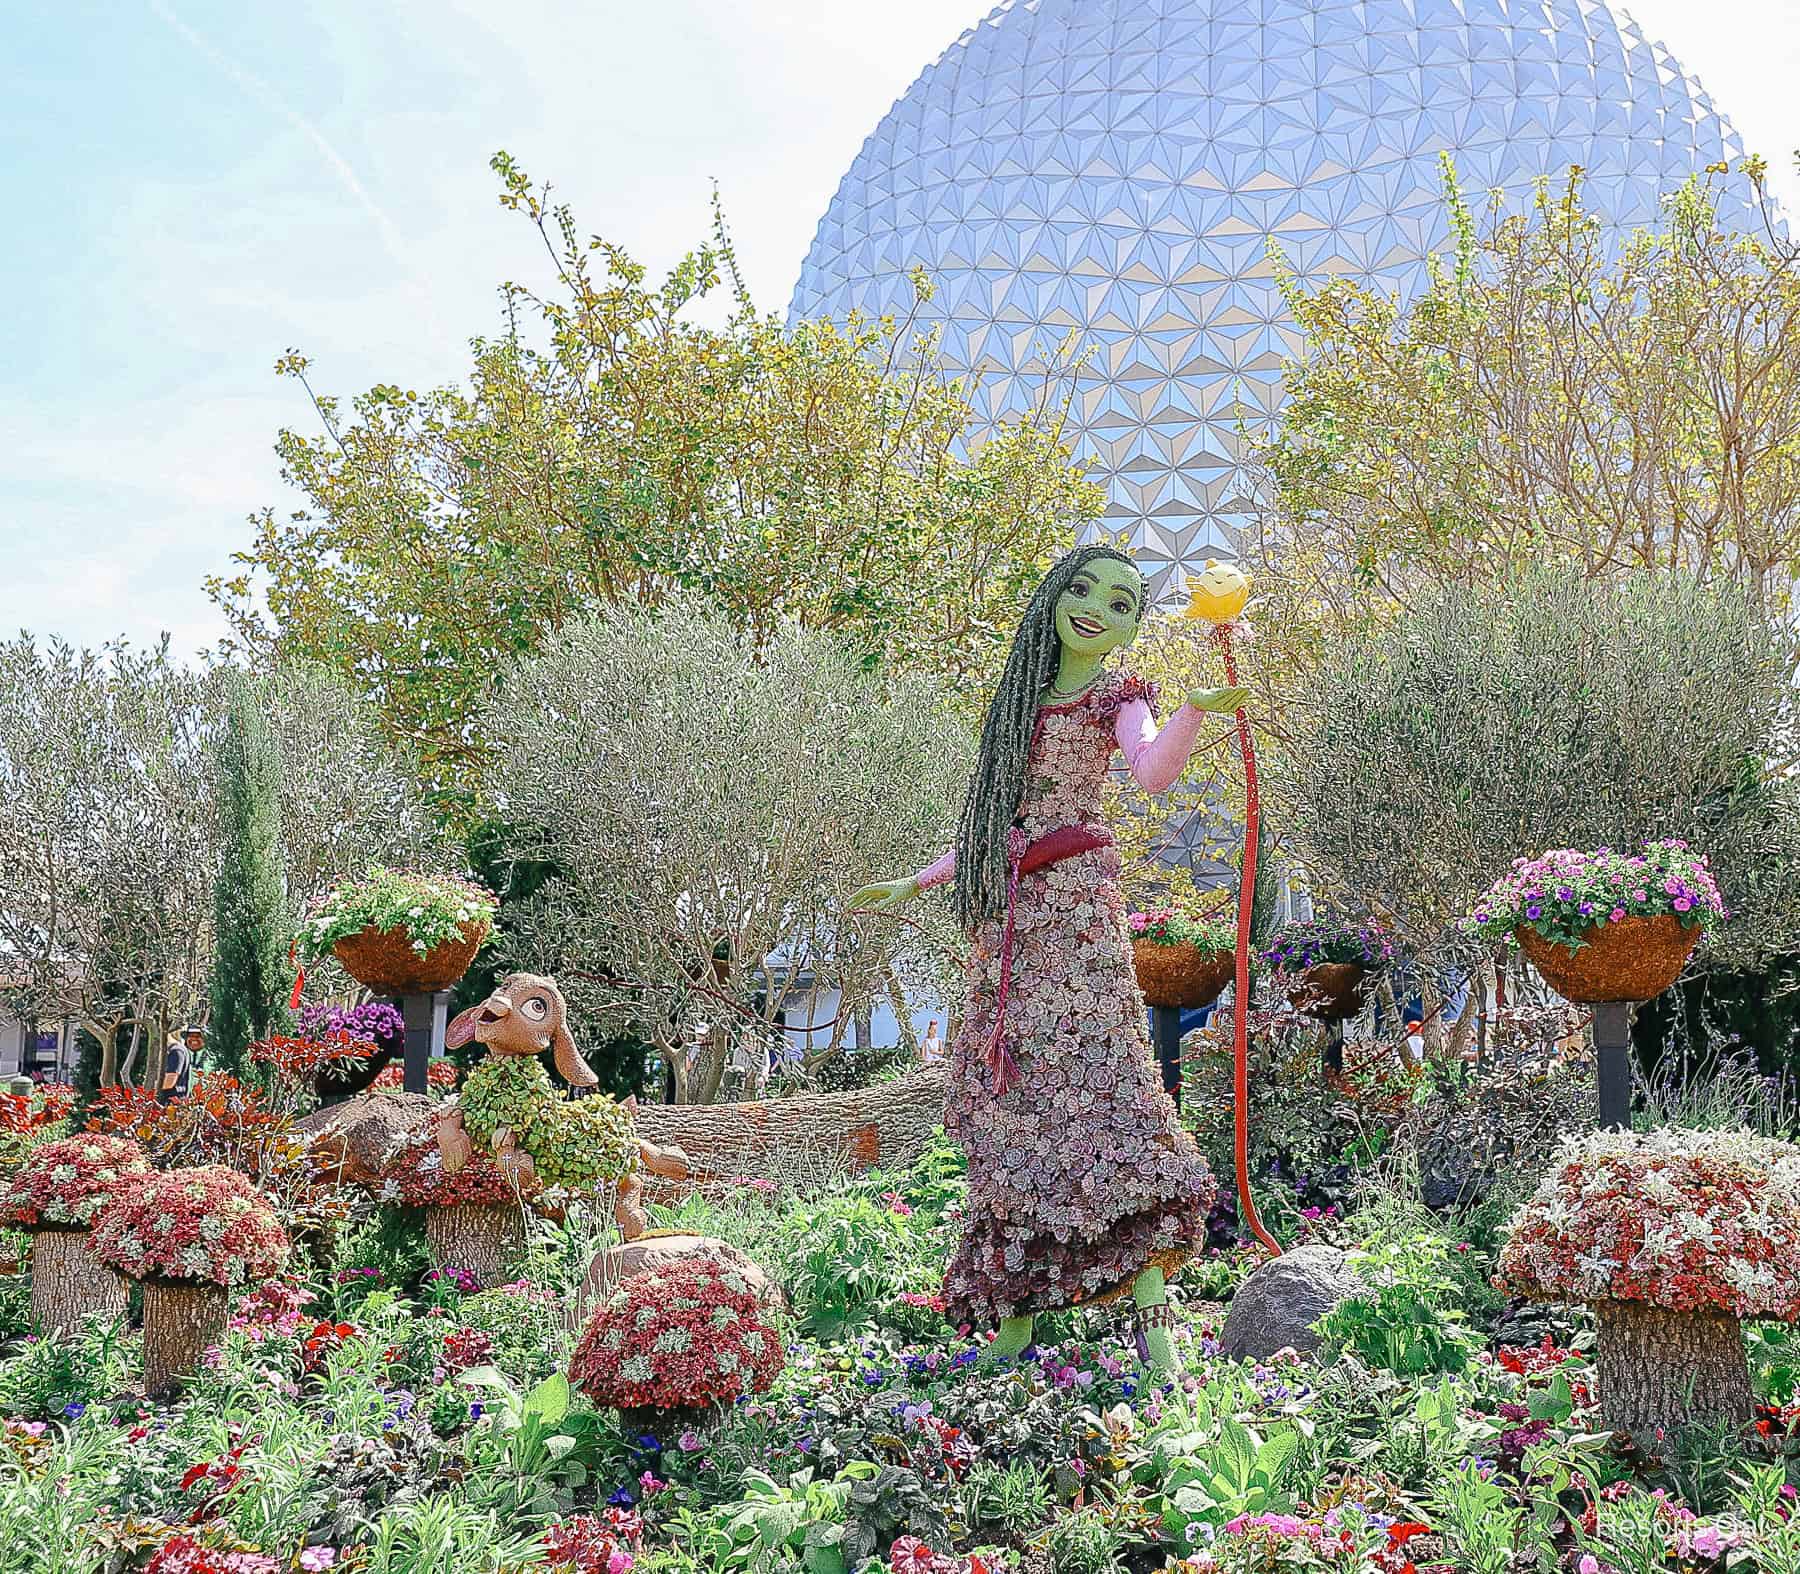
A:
1579,1556,1600,1574
299,1552,337,1573
638,1472,666,1496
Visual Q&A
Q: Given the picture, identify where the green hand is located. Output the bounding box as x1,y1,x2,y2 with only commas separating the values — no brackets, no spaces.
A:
1187,685,1250,714
849,876,921,913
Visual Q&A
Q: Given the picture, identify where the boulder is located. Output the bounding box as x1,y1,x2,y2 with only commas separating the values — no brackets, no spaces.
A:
1218,1243,1362,1360
576,1231,787,1325
295,1090,440,1187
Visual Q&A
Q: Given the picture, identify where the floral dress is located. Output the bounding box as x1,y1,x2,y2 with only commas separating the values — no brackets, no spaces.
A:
930,672,1217,1325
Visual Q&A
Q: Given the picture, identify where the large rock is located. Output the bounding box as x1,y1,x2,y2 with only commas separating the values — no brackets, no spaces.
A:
1218,1244,1362,1361
575,1231,787,1325
295,1090,440,1187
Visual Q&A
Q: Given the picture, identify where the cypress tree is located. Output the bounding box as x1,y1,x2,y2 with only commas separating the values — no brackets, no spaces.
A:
208,670,290,1074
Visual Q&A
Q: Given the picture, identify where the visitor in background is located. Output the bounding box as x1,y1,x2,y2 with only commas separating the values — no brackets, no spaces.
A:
158,1025,200,1102
919,1018,943,1064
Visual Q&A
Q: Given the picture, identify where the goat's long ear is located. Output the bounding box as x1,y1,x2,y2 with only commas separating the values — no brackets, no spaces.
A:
445,1006,482,1050
553,1022,598,1087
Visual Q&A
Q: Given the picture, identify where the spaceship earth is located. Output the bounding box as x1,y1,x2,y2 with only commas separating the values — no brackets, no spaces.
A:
791,0,1761,588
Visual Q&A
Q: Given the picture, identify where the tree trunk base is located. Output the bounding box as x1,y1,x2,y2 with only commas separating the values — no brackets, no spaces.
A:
29,1228,126,1337
141,1280,229,1398
1595,1299,1753,1444
425,1204,524,1288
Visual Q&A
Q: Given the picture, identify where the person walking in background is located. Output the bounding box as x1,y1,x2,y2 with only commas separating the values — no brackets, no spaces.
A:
158,1025,200,1102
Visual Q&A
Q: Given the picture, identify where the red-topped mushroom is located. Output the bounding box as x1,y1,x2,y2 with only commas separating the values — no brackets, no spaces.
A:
1498,1126,1800,1443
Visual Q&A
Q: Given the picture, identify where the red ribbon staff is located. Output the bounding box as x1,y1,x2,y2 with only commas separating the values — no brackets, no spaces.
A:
1183,562,1281,1256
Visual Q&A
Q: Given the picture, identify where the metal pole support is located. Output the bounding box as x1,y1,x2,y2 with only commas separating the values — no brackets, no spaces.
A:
1593,1001,1633,1130
1152,1005,1183,1108
398,991,450,1095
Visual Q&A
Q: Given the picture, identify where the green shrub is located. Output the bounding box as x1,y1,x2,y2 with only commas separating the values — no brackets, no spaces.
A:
1315,1232,1479,1376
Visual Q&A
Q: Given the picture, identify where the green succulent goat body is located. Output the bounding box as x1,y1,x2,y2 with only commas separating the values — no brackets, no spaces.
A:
459,1054,639,1187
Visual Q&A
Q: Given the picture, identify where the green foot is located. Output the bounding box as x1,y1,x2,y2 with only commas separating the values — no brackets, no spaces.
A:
984,1313,1035,1366
1132,1266,1179,1385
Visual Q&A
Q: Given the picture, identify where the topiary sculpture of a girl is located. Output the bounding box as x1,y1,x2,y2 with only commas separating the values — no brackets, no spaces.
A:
851,544,1243,1378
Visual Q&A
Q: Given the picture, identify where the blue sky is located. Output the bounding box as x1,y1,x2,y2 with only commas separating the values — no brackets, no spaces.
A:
4,0,1797,656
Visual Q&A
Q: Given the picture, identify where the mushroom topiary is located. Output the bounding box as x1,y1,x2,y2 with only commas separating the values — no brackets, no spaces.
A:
1498,1126,1800,1443
381,1127,537,1288
569,1253,784,1425
89,1164,290,1395
0,1134,149,1334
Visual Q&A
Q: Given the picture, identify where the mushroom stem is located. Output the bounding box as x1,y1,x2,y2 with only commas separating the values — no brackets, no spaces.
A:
1594,1298,1754,1444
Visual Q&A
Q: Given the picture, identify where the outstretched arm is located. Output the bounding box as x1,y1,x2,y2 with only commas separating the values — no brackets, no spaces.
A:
1116,686,1247,794
850,846,954,913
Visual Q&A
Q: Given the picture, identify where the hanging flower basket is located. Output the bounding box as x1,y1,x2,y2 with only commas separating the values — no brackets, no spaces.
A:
1128,908,1235,1009
1465,842,1726,1007
1516,915,1699,1005
1288,963,1368,1023
1261,918,1394,1022
301,868,498,996
1132,941,1234,1010
333,921,488,995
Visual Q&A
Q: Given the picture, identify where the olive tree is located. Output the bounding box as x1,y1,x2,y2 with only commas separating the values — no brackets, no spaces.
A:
484,599,969,1103
1280,567,1800,1006
0,637,216,1087
258,662,448,924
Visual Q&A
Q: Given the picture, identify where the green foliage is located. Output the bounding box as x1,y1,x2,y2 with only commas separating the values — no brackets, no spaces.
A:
1315,1233,1480,1377
213,155,1099,793
1747,1321,1800,1406
1044,1508,1125,1574
960,1459,1053,1541
1134,1403,1301,1549
355,1492,542,1574
0,1312,131,1420
1284,563,1800,973
452,1281,567,1388
209,668,292,1075
783,1193,930,1337
697,1467,853,1574
839,1462,951,1570
459,1054,639,1186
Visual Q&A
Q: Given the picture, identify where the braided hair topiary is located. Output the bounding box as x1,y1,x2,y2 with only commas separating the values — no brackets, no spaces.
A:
952,544,1142,931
